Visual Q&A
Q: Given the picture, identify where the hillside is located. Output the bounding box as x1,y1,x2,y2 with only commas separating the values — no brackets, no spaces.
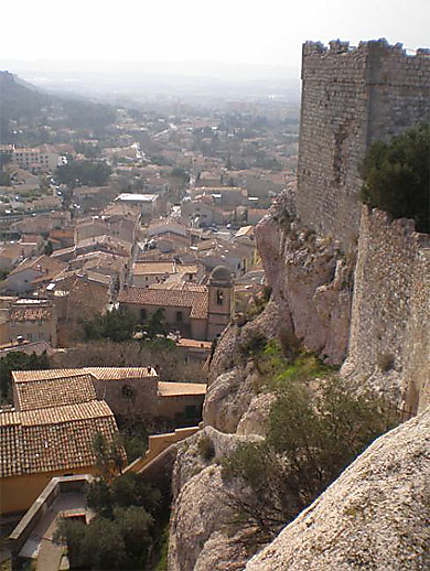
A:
0,70,116,143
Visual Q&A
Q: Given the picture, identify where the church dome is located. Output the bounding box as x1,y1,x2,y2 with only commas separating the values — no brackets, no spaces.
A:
209,265,232,286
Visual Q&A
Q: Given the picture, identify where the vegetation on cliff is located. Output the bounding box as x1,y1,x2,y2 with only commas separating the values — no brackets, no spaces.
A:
360,123,430,233
221,342,402,545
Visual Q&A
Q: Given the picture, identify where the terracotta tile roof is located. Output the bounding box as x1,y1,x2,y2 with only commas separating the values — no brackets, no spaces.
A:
133,261,175,275
12,369,86,383
0,401,122,477
50,274,110,318
118,285,208,319
149,282,207,293
14,374,97,411
86,367,157,380
8,255,67,277
157,381,207,397
12,367,157,384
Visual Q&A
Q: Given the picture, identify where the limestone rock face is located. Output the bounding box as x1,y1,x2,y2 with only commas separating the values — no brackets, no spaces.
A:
204,300,285,434
255,197,354,365
203,367,250,434
168,464,250,571
236,392,276,437
246,408,430,571
169,427,262,571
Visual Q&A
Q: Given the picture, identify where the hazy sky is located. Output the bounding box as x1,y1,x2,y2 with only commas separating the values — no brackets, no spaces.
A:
1,0,429,71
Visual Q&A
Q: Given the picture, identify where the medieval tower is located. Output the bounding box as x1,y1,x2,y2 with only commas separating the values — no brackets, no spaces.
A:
207,265,234,340
296,39,430,250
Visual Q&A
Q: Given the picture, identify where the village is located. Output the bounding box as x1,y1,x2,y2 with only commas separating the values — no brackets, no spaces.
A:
0,76,300,567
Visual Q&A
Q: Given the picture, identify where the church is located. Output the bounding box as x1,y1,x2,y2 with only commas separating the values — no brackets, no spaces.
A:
118,265,234,341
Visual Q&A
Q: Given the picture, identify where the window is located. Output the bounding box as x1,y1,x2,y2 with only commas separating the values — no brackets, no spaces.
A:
176,311,183,322
185,405,197,418
140,308,147,321
121,384,136,401
216,289,224,305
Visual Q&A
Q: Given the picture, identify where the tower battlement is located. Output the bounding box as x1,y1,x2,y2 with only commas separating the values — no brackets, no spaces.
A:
296,38,430,249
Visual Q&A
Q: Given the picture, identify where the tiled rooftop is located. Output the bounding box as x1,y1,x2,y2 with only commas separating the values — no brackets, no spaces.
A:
8,255,66,277
14,374,97,411
87,367,157,380
133,261,175,275
0,400,121,477
118,286,208,319
12,367,158,384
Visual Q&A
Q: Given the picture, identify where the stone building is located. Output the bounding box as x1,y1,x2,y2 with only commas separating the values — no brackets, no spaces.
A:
296,39,430,250
119,266,234,341
206,266,235,340
0,395,123,514
0,366,206,514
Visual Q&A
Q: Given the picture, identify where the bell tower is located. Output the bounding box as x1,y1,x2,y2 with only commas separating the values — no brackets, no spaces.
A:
207,265,234,340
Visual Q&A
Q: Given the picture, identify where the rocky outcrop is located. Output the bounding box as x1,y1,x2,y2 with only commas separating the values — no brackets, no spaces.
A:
169,464,250,571
204,300,284,434
246,408,430,571
256,195,354,365
168,193,429,571
168,427,262,571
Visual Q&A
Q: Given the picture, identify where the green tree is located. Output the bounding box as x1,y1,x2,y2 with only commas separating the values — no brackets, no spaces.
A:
93,432,125,481
111,472,161,516
360,123,430,233
87,478,113,519
54,518,87,568
82,517,127,569
60,472,164,569
56,159,112,188
144,308,168,339
0,351,50,403
222,376,401,543
114,506,153,565
83,307,138,342
44,240,53,256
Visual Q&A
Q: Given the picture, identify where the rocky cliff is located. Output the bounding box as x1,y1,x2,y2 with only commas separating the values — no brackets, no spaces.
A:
255,191,354,366
167,190,429,570
246,408,430,570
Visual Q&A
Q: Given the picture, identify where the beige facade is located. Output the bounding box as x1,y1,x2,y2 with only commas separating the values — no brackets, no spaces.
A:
0,467,98,515
12,148,58,172
7,301,57,346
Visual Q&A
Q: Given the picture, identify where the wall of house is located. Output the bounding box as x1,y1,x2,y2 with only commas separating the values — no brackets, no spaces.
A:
296,40,430,251
93,376,159,418
0,466,97,515
190,318,207,341
7,315,57,347
156,394,205,420
124,302,194,337
343,206,430,411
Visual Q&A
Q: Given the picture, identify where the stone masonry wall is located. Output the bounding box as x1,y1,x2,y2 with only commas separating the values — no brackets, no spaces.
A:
342,206,430,410
402,247,430,413
296,40,430,250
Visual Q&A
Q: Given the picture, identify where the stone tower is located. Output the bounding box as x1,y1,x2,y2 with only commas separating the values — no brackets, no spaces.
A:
207,265,234,340
296,39,430,250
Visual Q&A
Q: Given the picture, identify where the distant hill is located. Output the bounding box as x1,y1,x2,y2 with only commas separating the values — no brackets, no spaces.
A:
0,71,49,124
0,71,116,143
